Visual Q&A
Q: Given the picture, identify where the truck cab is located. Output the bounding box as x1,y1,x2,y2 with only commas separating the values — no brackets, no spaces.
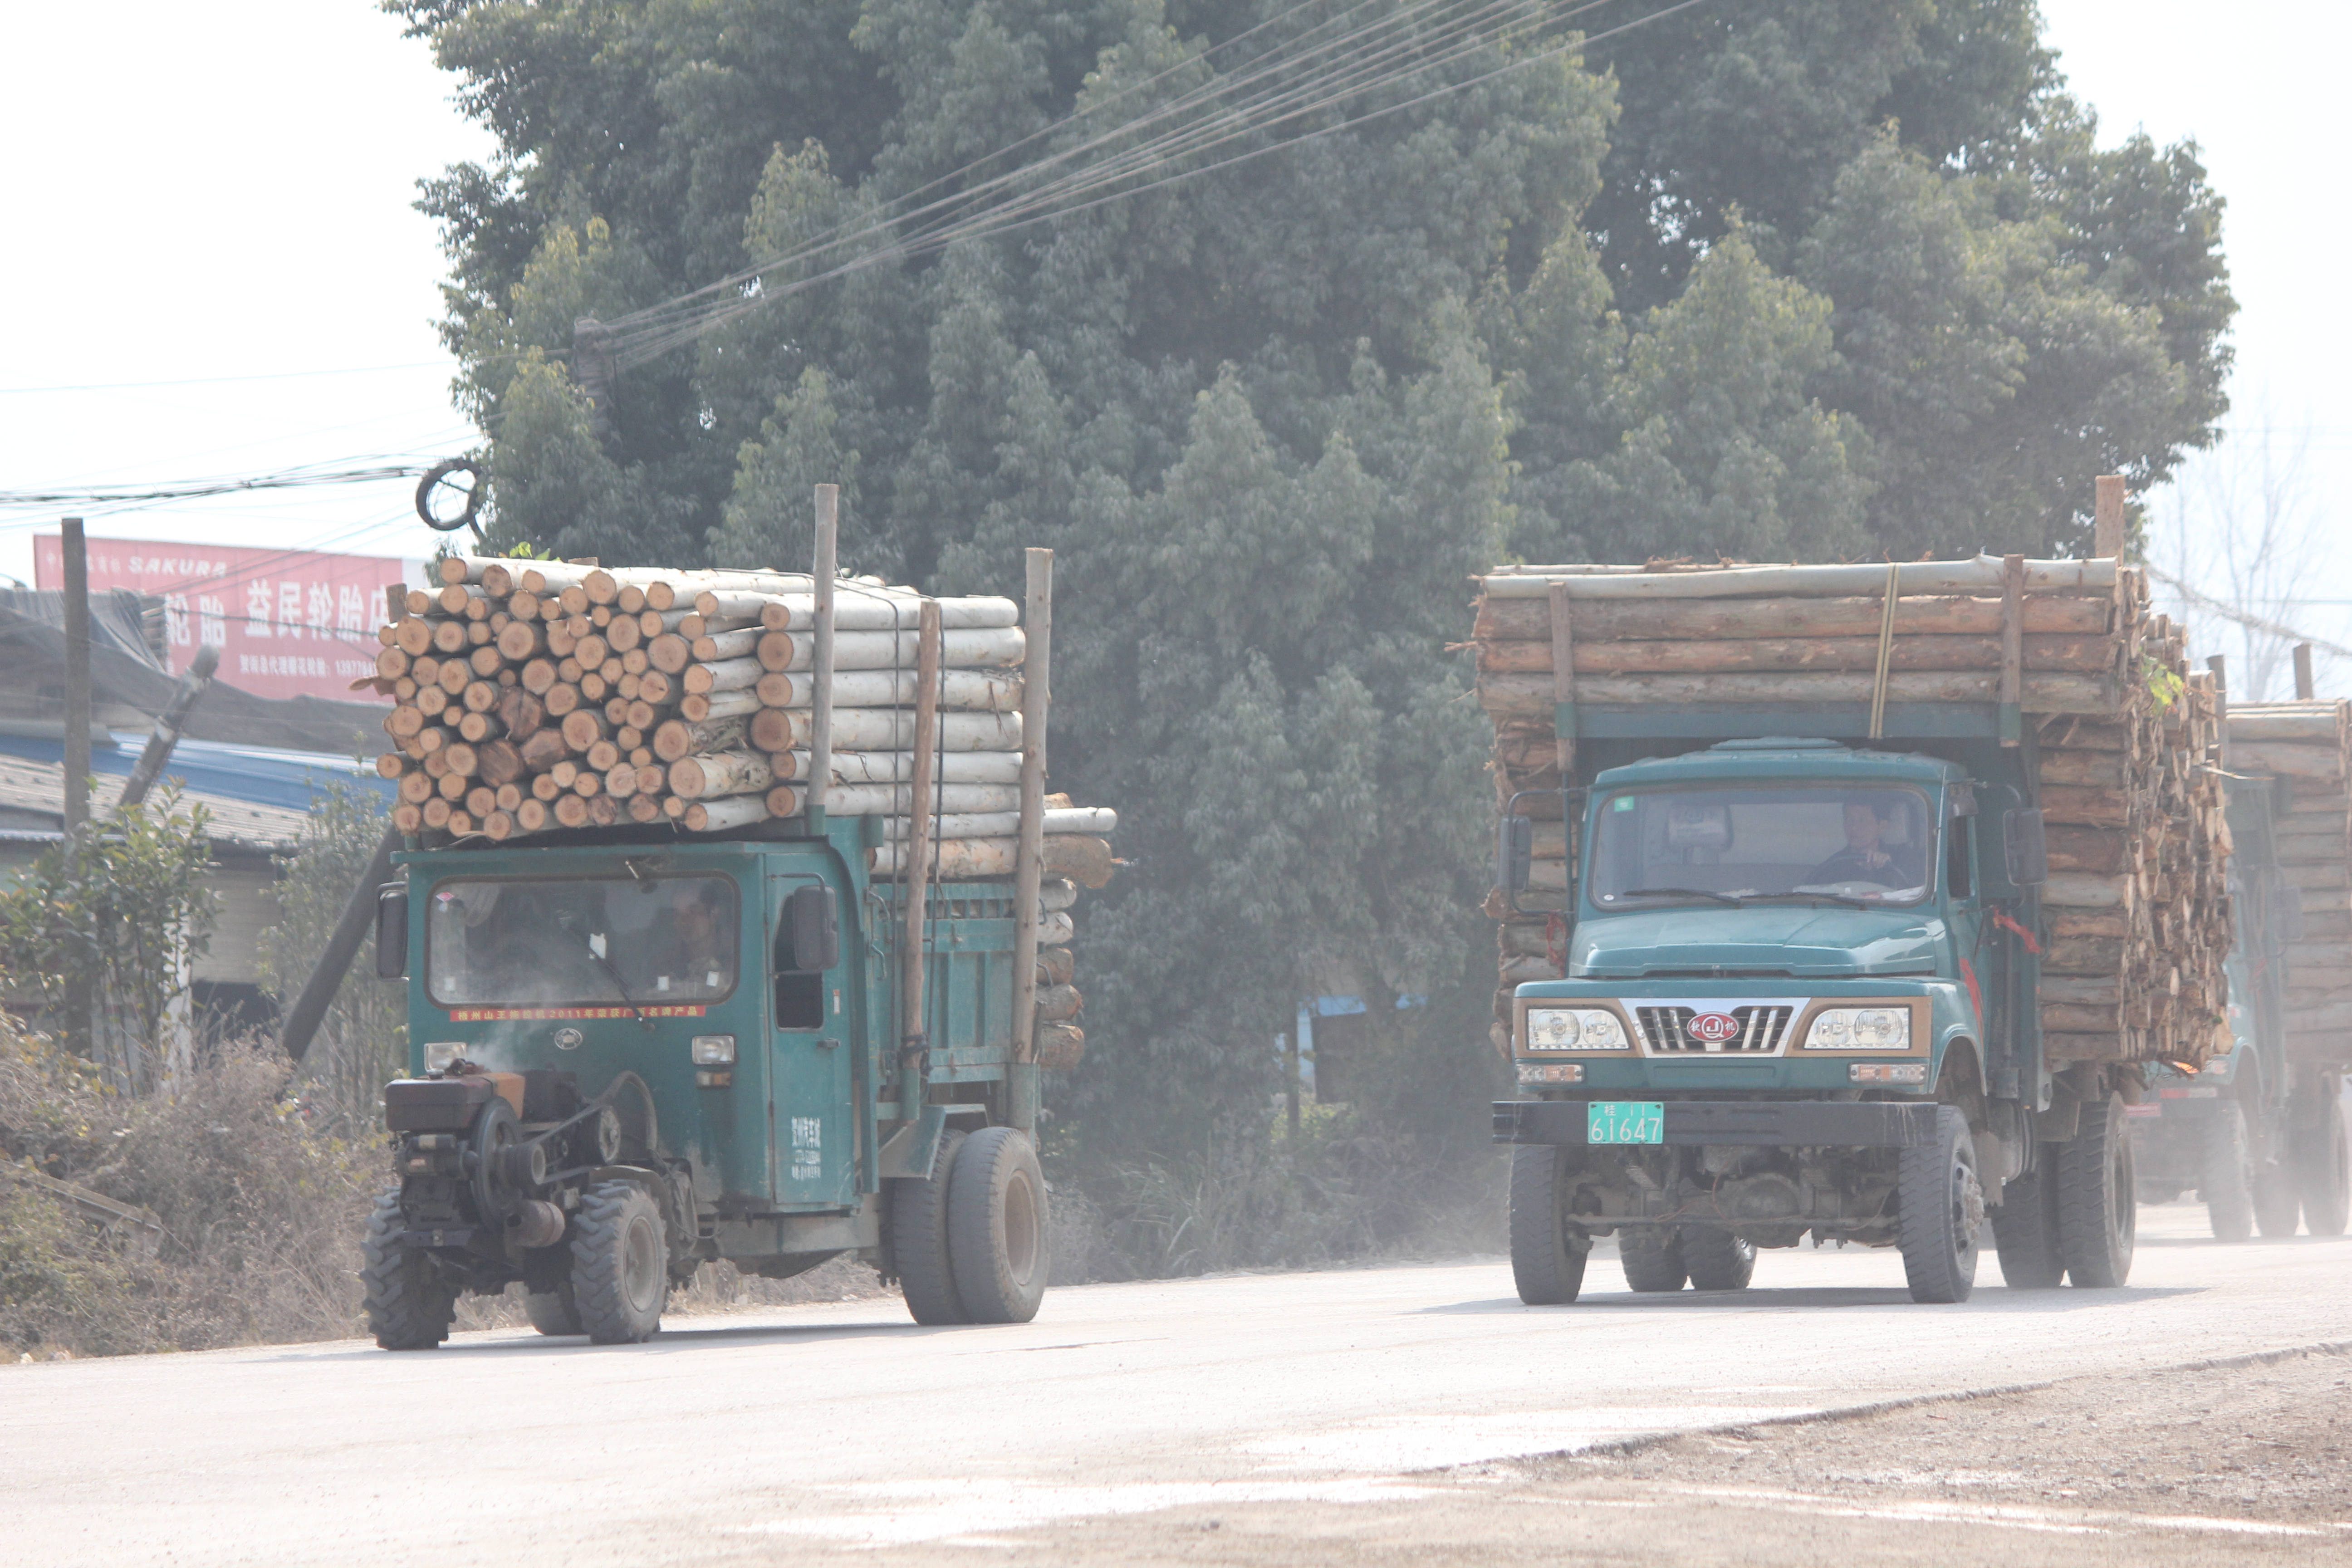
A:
364,815,1049,1346
1494,735,2125,1304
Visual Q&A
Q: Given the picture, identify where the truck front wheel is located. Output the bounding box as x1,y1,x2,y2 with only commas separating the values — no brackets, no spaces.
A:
1680,1227,1755,1291
361,1190,457,1351
2056,1093,2136,1287
1898,1106,1984,1303
571,1181,666,1344
947,1126,1050,1323
2296,1093,2351,1236
1505,1147,1589,1304
2200,1101,2254,1243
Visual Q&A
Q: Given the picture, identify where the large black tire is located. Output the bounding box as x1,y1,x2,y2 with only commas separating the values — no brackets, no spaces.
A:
1505,1147,1589,1304
525,1282,583,1337
2296,1093,2351,1237
2252,1161,2302,1238
2057,1093,2136,1288
1619,1226,1687,1292
1991,1167,2064,1288
361,1189,456,1351
1680,1227,1756,1291
571,1181,666,1344
946,1126,1050,1323
889,1128,968,1325
2200,1101,2254,1243
1898,1106,1984,1303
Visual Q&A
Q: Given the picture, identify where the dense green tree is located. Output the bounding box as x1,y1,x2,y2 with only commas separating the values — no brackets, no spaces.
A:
392,0,2231,1171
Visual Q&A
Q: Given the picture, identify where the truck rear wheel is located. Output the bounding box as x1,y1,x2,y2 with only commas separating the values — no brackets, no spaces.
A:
2200,1101,2254,1243
361,1189,456,1351
1618,1227,1686,1293
1898,1106,1983,1303
2056,1093,2135,1287
526,1282,583,1337
571,1181,666,1344
946,1126,1049,1323
1680,1227,1755,1291
1990,1166,2064,1288
2252,1161,2302,1238
1506,1147,1588,1304
889,1128,968,1324
2296,1093,2350,1236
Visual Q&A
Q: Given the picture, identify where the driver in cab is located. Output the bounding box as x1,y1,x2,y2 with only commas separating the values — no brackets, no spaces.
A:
1807,797,1924,889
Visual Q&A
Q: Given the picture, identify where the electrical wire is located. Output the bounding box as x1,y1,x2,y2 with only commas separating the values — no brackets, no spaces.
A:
601,0,1698,368
2148,565,2352,663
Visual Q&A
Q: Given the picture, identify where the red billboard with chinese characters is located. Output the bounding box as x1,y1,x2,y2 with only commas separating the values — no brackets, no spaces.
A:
34,534,416,704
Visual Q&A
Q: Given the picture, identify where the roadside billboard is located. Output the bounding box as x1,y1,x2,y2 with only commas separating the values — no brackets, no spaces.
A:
34,534,416,704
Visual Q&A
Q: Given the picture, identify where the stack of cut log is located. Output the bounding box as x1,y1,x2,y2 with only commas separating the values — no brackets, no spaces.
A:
2226,701,2352,1063
367,555,1117,1068
1471,555,2234,1068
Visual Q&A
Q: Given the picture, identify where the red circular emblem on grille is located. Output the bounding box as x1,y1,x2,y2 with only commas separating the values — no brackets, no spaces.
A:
1686,1012,1740,1043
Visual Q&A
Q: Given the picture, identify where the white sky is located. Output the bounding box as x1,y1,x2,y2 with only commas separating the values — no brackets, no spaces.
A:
0,1,2344,695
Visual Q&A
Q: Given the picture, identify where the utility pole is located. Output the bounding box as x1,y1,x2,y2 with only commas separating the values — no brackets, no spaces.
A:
61,517,91,832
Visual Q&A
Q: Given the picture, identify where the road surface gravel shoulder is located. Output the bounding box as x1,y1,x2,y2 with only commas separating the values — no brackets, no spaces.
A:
867,1342,2352,1567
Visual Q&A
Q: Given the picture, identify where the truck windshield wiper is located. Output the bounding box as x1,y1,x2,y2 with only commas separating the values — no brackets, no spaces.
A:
1749,891,1875,910
1618,887,1745,907
555,914,653,1031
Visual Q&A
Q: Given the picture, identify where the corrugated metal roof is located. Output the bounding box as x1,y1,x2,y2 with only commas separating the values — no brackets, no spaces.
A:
0,753,314,851
0,730,394,814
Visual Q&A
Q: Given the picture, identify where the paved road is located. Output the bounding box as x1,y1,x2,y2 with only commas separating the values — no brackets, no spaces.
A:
4,1205,2348,1566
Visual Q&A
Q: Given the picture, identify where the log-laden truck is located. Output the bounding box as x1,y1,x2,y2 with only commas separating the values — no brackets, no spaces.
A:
319,509,1115,1347
1476,551,2233,1304
2127,688,2352,1239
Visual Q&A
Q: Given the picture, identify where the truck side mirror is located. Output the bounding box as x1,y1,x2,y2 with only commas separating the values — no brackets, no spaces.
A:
2004,809,2048,888
374,887,409,979
781,883,838,973
1498,814,1534,895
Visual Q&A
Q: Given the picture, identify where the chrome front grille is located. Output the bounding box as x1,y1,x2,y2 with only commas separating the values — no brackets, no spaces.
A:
1633,1004,1797,1056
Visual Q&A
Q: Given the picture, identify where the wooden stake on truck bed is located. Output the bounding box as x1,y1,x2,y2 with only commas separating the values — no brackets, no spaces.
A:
898,599,942,1121
1011,549,1053,1076
810,484,838,833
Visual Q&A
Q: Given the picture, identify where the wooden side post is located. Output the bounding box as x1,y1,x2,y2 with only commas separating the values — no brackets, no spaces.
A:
2094,474,2127,559
1999,554,2024,746
808,485,838,832
1547,581,1575,781
1009,550,1052,1092
61,518,90,833
2295,643,2316,701
897,599,942,1121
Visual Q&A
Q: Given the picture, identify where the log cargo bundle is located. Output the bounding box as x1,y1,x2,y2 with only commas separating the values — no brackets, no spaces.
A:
367,554,1115,1068
1470,555,2233,1069
2224,700,2352,1063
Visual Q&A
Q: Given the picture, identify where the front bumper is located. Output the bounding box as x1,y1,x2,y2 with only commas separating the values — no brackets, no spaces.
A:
1493,1098,1937,1149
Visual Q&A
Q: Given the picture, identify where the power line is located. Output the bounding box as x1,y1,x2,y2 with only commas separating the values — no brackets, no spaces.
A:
0,463,435,510
0,363,446,396
2146,566,2352,663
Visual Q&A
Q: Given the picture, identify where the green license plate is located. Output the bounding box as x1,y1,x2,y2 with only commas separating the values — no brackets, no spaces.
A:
1588,1101,1665,1145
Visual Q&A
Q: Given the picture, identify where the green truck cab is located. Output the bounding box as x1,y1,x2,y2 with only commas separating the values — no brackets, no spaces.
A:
361,815,1049,1346
1495,735,2136,1304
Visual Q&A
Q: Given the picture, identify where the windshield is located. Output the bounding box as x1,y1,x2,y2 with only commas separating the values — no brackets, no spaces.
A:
1589,784,1937,909
426,874,739,1009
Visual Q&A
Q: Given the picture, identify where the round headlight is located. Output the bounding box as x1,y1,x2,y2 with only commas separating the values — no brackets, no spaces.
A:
1526,1009,1575,1049
1579,1012,1628,1049
1854,1009,1899,1046
1811,1012,1851,1046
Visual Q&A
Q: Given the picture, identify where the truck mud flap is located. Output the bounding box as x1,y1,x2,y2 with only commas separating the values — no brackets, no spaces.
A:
1492,1099,1937,1148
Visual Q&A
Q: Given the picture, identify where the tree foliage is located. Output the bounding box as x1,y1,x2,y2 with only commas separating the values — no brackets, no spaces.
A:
392,0,2232,1163
259,784,407,1127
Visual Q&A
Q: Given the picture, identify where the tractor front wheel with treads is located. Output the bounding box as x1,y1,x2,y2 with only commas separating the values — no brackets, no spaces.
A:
946,1126,1049,1323
361,1189,456,1351
570,1181,666,1344
2057,1093,2136,1288
889,1128,968,1324
1506,1147,1588,1305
